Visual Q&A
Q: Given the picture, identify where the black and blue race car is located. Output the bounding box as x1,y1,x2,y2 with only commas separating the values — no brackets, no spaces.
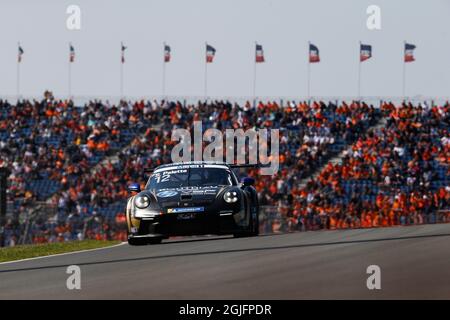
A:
126,161,260,245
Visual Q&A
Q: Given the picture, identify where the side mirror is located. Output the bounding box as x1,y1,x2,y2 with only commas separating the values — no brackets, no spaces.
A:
241,177,255,187
127,182,141,193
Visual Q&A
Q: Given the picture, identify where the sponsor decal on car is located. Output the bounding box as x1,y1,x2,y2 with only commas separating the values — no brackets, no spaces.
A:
156,186,219,197
167,207,205,213
157,190,178,198
182,188,217,195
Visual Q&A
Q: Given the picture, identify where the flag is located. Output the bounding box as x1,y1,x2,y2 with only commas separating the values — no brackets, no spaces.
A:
18,44,24,63
206,44,216,63
69,43,75,63
404,43,416,62
360,43,372,62
309,43,320,63
121,42,127,63
255,43,265,63
164,44,171,62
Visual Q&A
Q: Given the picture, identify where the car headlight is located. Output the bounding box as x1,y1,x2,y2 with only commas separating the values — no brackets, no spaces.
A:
224,191,239,203
135,194,150,209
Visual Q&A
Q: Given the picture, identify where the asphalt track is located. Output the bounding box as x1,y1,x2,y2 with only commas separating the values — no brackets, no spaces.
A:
1,223,450,299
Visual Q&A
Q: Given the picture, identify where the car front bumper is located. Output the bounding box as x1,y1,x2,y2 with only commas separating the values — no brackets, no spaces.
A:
129,210,245,238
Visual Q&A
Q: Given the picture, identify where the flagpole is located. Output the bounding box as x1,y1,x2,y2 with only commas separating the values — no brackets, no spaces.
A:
307,41,311,99
204,42,208,100
253,41,257,104
17,42,21,99
120,62,124,98
68,59,72,98
357,41,362,100
162,42,166,98
68,43,72,98
120,43,124,99
17,58,20,99
402,41,406,99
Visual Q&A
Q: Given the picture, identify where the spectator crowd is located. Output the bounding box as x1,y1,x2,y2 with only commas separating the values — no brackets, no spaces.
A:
0,92,448,246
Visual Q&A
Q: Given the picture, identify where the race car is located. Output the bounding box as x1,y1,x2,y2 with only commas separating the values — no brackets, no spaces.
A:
125,161,260,245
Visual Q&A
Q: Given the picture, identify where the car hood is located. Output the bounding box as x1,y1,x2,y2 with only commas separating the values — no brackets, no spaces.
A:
150,186,228,208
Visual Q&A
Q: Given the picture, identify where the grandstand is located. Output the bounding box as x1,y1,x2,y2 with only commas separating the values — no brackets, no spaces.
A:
0,92,448,246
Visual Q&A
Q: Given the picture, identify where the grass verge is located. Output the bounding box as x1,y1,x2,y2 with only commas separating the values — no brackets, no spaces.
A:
0,240,121,263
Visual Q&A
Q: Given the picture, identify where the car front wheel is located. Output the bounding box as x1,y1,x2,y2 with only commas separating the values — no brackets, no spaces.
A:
127,237,148,246
233,208,259,238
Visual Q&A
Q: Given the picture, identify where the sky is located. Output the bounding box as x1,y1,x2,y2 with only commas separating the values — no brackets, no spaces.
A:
0,0,448,100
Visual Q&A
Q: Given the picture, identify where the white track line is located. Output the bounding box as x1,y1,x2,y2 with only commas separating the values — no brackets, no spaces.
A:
0,242,127,266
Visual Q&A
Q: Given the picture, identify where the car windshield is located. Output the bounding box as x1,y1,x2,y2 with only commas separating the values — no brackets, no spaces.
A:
146,167,234,190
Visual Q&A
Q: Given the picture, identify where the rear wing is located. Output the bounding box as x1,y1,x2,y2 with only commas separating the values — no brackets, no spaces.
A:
228,163,270,169
144,162,270,173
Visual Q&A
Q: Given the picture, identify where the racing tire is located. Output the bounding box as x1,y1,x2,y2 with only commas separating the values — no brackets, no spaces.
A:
148,237,163,245
251,208,260,236
127,237,148,246
233,207,259,238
